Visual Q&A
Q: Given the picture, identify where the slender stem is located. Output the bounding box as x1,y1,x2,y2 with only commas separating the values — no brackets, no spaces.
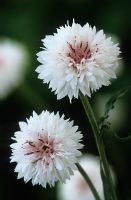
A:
76,163,102,200
79,92,117,200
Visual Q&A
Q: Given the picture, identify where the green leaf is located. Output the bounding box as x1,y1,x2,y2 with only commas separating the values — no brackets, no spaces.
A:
114,132,131,142
98,86,131,131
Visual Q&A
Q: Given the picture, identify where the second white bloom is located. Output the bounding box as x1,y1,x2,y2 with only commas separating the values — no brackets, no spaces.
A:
10,111,83,187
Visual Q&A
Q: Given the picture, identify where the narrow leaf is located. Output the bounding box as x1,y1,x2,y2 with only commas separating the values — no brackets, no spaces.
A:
114,132,131,142
98,86,131,131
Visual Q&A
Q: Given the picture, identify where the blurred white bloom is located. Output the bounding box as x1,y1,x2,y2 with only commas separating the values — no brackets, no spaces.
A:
0,39,28,99
57,155,104,200
10,110,83,187
36,20,120,102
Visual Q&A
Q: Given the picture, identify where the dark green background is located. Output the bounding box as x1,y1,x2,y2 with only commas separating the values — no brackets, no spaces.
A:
0,0,131,199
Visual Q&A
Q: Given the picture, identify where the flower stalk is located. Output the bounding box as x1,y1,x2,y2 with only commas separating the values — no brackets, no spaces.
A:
79,92,117,200
76,163,101,200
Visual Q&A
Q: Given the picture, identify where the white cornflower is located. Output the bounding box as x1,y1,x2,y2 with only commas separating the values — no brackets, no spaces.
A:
36,20,120,102
10,110,83,188
57,155,105,200
0,39,28,99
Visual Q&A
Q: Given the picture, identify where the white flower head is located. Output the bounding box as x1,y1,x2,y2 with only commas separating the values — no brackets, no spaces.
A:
57,155,104,200
0,39,29,99
36,20,120,102
10,110,83,188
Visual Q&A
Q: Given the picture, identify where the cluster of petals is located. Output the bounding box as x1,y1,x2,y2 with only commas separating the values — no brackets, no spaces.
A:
10,111,83,187
36,21,120,101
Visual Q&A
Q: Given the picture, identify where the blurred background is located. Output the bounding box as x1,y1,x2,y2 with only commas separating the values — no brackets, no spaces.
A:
0,0,131,199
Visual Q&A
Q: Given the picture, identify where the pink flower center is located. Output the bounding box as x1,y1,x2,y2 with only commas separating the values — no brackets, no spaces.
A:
23,136,55,165
67,41,91,64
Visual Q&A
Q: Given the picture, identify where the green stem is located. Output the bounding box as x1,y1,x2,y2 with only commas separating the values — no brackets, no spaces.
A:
76,163,101,200
79,92,117,200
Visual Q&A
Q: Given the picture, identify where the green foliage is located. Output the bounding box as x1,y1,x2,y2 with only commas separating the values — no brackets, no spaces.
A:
114,132,131,142
98,86,131,132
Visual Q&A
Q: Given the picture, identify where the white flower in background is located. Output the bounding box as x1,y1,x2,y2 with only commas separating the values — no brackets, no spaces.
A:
36,20,120,102
0,39,28,99
10,110,83,187
57,155,104,200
